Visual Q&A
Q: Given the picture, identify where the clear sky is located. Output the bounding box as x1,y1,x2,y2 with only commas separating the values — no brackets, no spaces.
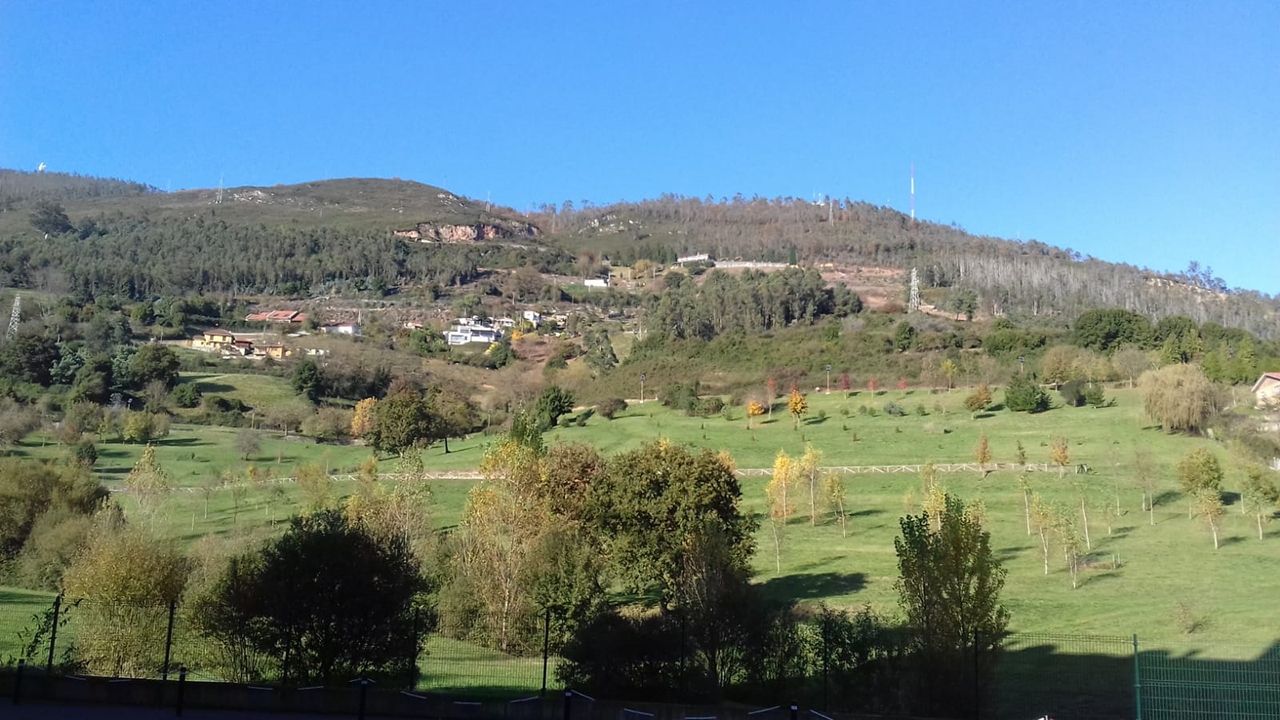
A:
1,1,1276,293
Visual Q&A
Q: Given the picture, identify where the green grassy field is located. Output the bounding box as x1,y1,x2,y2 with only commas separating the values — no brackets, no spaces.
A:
6,385,1278,667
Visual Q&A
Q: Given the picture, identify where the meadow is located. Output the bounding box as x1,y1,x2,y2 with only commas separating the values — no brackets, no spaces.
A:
6,384,1279,666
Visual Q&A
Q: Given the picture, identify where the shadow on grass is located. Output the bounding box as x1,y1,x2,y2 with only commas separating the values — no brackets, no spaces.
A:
153,437,208,448
193,381,236,394
758,572,867,599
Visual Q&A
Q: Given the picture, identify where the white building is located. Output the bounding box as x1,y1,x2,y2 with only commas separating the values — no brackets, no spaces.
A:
584,278,608,289
320,323,361,336
446,320,503,346
522,310,542,327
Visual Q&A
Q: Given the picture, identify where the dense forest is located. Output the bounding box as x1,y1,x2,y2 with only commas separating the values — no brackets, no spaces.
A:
534,195,1280,339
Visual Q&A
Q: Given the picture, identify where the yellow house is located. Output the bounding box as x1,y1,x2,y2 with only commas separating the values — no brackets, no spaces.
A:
192,328,237,352
260,344,289,360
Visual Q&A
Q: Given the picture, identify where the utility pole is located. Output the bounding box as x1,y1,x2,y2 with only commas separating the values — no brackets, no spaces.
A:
639,373,646,403
7,295,20,340
825,364,832,394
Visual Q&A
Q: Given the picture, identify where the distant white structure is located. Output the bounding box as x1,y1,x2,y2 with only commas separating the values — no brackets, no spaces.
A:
7,295,20,340
36,162,47,173
522,310,542,327
446,318,502,346
320,323,361,336
909,268,921,313
677,253,710,264
584,278,608,289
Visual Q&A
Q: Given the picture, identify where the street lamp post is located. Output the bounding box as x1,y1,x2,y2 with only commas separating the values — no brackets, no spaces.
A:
639,373,646,403
825,364,832,394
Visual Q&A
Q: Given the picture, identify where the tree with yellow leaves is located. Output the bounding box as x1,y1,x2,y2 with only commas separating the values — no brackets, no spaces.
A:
824,473,848,536
787,386,808,430
974,433,992,477
124,444,170,519
746,400,766,429
351,397,378,439
798,445,823,525
1049,437,1070,478
766,450,798,571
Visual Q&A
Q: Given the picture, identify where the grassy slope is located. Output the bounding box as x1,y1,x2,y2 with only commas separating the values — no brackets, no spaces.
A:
14,386,1273,657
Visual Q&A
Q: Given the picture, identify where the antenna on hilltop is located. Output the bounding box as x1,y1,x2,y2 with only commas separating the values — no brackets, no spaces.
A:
909,163,915,223
7,295,21,340
216,175,224,204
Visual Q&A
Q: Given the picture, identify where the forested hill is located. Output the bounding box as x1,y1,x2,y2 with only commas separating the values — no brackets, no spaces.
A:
0,171,563,298
0,170,1275,339
531,196,1280,339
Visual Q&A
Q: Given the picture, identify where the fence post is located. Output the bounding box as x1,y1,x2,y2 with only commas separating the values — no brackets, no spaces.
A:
563,689,572,720
541,607,551,697
176,665,187,717
162,600,177,682
11,659,23,705
46,593,62,674
1132,634,1142,720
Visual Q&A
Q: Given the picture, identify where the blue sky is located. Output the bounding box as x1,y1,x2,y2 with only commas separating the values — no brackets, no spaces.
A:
1,1,1276,293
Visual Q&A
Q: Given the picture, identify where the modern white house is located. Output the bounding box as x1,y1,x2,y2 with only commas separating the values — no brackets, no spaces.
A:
522,309,542,326
446,318,503,345
584,278,608,289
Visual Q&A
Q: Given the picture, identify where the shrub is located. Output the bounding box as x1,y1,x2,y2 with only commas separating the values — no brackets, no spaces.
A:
883,402,907,417
914,404,927,416
697,396,725,417
1005,376,1050,413
575,408,596,426
73,440,98,467
1083,383,1106,407
597,398,628,420
659,382,700,414
171,383,202,409
1059,380,1087,407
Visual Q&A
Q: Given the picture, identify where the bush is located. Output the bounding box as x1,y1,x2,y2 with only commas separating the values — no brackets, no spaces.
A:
1005,376,1050,413
883,402,907,417
1059,379,1087,407
696,396,725,417
171,382,202,408
1083,383,1106,407
73,439,98,467
914,404,927,416
659,382,700,414
597,398,628,420
575,408,595,426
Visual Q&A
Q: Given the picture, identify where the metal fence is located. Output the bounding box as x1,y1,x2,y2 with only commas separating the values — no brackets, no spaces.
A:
4,594,1280,720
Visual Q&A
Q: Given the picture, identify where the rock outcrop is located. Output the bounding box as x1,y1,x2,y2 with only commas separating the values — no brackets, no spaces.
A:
393,220,539,243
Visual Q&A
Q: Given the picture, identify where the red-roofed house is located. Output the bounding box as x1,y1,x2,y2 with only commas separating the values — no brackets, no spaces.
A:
1253,372,1280,408
246,310,309,325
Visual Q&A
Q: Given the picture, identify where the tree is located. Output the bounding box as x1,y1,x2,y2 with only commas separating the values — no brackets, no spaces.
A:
974,434,992,477
894,492,1008,715
124,445,171,518
939,359,958,389
351,397,378,439
765,450,797,571
1030,494,1054,575
1192,489,1225,549
368,388,439,456
598,397,628,420
301,407,352,442
587,441,755,606
745,400,765,429
291,359,323,402
234,429,261,461
1112,346,1152,388
190,510,429,684
1242,467,1280,540
171,382,202,409
1004,375,1050,413
964,385,992,416
1072,309,1153,353
1052,506,1084,589
30,200,74,235
128,344,181,390
824,473,848,537
787,386,808,430
1017,473,1032,535
893,321,917,352
1140,364,1217,434
62,517,190,677
295,463,334,511
535,385,575,431
1176,448,1223,518
1049,437,1070,478
1134,448,1158,526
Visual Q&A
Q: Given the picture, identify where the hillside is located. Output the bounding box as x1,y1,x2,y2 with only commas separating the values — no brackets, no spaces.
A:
532,196,1280,339
0,171,563,296
1,169,1276,339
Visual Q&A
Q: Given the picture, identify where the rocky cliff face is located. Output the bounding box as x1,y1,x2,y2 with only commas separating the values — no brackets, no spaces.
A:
393,220,540,243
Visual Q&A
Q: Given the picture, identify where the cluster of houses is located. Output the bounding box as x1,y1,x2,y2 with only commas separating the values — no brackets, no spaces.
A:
190,329,291,360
